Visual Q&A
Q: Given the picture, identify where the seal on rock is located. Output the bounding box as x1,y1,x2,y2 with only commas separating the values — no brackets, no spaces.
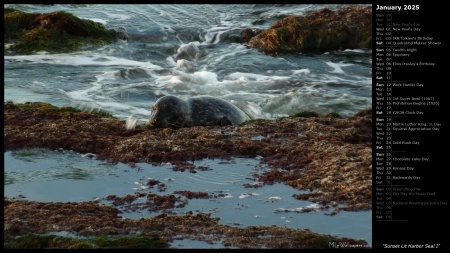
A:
149,95,251,129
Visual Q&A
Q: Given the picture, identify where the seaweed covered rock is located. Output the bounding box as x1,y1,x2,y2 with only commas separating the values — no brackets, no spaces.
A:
4,101,372,213
240,28,262,43
4,199,370,249
246,6,372,55
4,8,127,55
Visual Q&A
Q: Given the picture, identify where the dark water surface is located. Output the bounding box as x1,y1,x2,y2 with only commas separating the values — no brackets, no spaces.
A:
4,149,372,247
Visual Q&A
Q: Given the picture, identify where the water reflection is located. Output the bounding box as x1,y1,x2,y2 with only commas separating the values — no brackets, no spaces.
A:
4,148,371,245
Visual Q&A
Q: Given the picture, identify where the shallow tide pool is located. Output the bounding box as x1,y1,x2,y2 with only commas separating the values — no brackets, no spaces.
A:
4,148,372,247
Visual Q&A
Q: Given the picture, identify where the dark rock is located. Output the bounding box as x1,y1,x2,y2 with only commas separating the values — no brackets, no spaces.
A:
240,28,262,43
4,8,127,55
247,6,372,55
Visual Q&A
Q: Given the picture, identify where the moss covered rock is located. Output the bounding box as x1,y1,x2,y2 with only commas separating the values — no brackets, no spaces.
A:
246,6,372,55
4,8,127,55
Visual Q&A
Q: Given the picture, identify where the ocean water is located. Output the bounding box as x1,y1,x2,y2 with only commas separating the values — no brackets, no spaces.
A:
4,4,372,122
4,4,372,248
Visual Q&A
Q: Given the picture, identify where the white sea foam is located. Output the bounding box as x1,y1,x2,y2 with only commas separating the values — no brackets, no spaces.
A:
155,70,219,90
176,59,196,70
103,12,131,21
176,42,201,61
325,61,354,74
4,54,162,70
125,114,138,130
203,27,237,44
209,44,249,64
87,18,107,25
166,56,177,67
224,72,290,84
343,49,368,53
4,4,371,122
168,76,183,84
292,69,311,75
192,71,218,85
245,101,267,119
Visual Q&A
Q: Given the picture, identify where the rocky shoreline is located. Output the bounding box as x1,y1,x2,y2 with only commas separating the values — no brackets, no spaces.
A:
4,199,369,249
4,101,372,248
5,5,371,56
4,5,372,248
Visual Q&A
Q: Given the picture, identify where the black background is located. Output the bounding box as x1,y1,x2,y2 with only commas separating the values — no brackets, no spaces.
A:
372,1,448,249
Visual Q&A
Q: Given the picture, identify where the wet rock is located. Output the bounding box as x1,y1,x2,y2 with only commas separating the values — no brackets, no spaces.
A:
246,6,372,55
4,102,372,212
4,8,127,55
4,199,370,249
240,28,262,43
4,101,372,248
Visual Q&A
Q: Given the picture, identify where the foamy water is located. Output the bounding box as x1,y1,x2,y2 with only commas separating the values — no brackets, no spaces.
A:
4,4,371,122
4,4,372,248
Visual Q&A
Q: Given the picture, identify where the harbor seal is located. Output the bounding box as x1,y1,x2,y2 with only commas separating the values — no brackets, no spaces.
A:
149,95,251,129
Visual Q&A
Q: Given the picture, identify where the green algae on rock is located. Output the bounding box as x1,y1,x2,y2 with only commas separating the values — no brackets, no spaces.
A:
4,199,370,249
4,233,169,249
4,101,115,119
290,110,320,118
4,8,127,55
246,6,372,55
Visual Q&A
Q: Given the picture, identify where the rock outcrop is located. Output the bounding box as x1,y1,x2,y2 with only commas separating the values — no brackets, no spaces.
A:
246,6,372,55
4,8,127,55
